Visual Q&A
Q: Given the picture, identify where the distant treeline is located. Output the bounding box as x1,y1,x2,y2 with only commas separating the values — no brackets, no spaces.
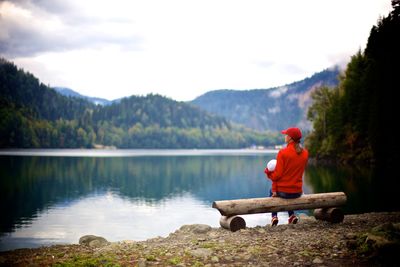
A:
0,59,280,148
306,1,400,169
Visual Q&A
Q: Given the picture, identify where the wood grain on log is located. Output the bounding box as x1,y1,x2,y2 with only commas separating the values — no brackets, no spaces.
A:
314,207,344,223
219,216,246,231
212,192,346,216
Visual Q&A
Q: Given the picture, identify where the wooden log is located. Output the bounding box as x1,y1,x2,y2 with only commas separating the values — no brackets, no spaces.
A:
314,207,344,223
212,192,346,217
219,216,246,232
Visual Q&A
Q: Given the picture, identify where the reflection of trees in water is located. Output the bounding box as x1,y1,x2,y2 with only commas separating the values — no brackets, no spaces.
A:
4,155,393,236
0,155,274,234
304,165,395,214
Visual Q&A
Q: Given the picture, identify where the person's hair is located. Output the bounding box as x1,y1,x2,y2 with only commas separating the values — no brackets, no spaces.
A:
293,139,303,154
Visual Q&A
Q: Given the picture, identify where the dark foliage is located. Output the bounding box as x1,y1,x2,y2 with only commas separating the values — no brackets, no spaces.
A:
0,58,280,148
306,1,400,170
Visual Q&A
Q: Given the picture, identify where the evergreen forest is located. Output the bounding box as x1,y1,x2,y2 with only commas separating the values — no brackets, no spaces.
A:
0,58,280,149
2,1,399,162
306,1,400,171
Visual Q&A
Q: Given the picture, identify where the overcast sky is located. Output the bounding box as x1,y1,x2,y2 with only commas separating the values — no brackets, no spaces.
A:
0,0,392,101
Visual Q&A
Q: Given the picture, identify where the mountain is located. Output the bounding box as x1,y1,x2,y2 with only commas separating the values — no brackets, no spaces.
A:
190,67,341,132
0,59,94,122
54,87,117,106
0,58,279,148
93,94,228,129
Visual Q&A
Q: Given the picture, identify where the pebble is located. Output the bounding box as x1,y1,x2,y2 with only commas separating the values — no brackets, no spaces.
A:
345,233,357,239
190,248,212,258
257,228,266,234
243,255,252,261
211,256,219,263
313,257,324,264
208,232,219,238
137,259,147,267
224,255,233,261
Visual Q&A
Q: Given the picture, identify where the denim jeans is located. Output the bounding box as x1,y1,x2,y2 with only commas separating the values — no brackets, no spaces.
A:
269,189,302,218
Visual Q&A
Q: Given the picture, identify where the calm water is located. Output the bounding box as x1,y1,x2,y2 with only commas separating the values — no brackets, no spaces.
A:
0,149,395,251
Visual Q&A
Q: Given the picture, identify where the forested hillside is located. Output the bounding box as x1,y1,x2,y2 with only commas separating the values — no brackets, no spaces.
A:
54,87,113,106
191,68,340,131
306,1,400,169
0,59,280,148
0,59,94,121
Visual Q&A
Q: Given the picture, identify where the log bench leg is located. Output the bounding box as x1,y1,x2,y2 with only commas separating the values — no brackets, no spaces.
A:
314,207,344,223
220,215,246,231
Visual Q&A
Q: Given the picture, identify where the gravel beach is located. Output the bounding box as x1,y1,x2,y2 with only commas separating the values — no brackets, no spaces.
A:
1,212,399,266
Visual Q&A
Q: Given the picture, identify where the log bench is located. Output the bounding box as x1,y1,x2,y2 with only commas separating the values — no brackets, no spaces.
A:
212,192,347,231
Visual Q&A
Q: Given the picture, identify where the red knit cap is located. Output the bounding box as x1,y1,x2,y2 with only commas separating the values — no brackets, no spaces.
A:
281,127,302,141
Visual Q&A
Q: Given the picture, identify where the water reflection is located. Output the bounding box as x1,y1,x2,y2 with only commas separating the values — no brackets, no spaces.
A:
1,192,220,251
0,154,274,250
1,153,396,251
305,164,397,214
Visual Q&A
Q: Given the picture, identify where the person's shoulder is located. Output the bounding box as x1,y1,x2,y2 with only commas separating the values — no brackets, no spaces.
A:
278,146,287,152
279,146,290,155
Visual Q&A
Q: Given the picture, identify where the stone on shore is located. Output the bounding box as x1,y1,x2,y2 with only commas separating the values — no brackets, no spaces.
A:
79,235,109,248
179,224,212,234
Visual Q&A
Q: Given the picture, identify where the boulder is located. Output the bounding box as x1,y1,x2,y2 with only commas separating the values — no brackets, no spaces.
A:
79,235,109,248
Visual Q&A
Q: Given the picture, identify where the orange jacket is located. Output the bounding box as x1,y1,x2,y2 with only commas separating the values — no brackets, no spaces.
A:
265,142,308,193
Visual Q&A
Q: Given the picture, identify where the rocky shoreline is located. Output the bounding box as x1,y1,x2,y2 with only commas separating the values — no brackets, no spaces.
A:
1,212,399,266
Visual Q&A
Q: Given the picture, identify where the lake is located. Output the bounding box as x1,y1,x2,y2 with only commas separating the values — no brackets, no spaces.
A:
0,149,394,251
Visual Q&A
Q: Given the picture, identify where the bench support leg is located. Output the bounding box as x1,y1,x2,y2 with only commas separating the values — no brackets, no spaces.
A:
220,216,246,232
314,207,344,223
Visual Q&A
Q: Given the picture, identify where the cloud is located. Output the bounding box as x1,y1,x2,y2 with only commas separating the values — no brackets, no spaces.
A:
0,0,394,101
280,64,306,76
269,86,288,98
0,1,142,57
254,60,275,69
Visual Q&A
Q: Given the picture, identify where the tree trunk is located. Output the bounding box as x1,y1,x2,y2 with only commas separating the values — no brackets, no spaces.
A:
212,192,346,216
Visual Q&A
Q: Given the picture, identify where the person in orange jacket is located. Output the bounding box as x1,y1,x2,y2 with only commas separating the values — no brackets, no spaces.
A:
264,127,309,226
